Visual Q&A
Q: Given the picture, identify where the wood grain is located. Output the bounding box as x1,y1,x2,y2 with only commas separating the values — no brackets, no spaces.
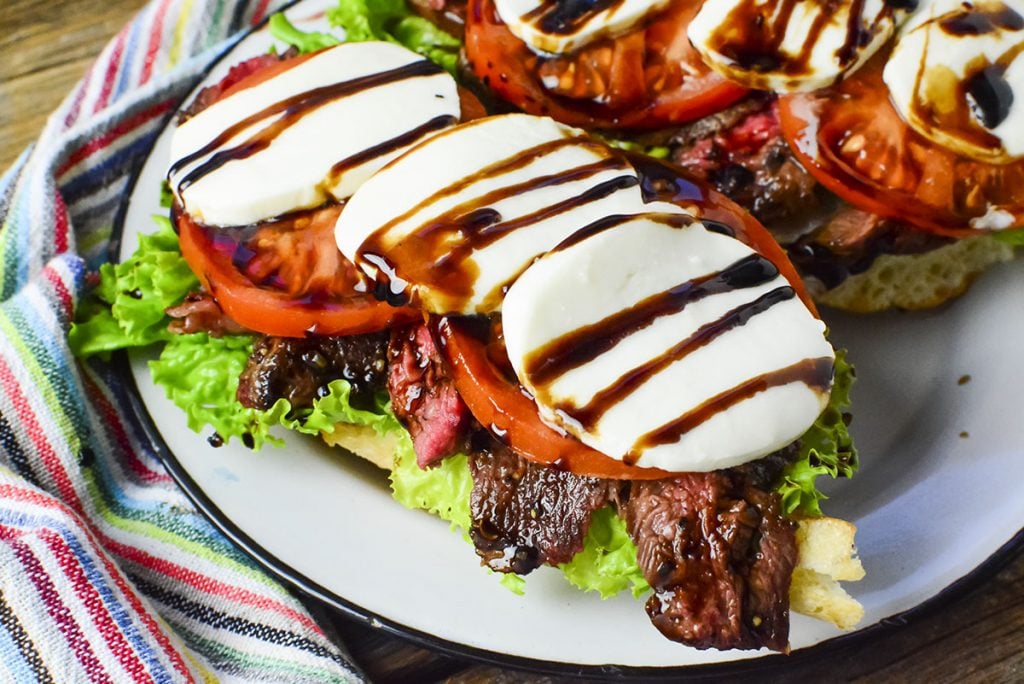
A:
3,1,1022,681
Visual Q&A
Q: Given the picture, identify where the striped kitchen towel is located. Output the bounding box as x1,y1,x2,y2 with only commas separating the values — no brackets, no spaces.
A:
0,0,366,681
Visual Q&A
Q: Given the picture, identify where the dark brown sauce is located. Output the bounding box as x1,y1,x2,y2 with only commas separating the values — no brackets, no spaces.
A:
965,65,1014,129
707,0,893,80
548,211,693,254
362,132,594,240
940,4,1024,35
556,285,796,432
908,3,1024,154
624,150,710,204
521,0,626,35
171,59,445,192
357,137,640,309
328,114,457,181
525,253,780,386
625,356,833,464
474,174,639,247
474,173,641,309
360,253,411,306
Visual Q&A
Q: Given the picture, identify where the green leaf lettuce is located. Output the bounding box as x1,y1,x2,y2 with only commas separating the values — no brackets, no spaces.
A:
326,0,461,74
268,13,341,54
69,217,198,358
993,228,1024,246
776,350,858,517
266,0,462,73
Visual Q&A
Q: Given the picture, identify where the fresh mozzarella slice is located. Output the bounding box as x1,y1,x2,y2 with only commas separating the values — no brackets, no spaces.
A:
493,0,672,54
336,114,666,314
884,0,1024,164
689,0,903,91
168,42,459,227
502,213,834,472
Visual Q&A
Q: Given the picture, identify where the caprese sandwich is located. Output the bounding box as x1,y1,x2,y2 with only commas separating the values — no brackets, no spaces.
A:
71,1,865,653
458,0,1024,311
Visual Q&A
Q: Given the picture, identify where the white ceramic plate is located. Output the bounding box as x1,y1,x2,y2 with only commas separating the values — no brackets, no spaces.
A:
116,0,1024,674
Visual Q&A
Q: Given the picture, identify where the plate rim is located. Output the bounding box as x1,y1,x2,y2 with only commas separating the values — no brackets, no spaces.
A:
107,3,1024,677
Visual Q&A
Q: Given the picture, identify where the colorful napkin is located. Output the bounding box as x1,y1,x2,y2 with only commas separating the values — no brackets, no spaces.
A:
0,0,365,680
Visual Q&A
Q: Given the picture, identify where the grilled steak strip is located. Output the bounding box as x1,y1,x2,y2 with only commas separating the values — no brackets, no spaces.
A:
236,332,389,412
387,323,471,468
671,98,824,232
166,291,249,337
625,471,796,652
668,97,950,288
469,439,613,575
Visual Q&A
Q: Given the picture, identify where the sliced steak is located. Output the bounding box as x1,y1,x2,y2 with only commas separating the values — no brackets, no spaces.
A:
166,291,249,336
669,98,952,291
469,440,612,575
668,95,770,150
671,98,823,232
387,323,470,468
625,471,796,652
236,332,388,412
788,206,952,290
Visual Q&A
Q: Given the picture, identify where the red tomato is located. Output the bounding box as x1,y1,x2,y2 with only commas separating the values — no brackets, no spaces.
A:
778,54,1024,236
174,52,489,339
436,156,818,478
624,151,818,315
436,316,672,480
177,205,418,337
464,0,747,129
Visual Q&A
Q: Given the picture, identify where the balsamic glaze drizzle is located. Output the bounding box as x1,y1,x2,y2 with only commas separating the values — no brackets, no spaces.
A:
525,253,780,386
356,136,638,308
329,114,457,181
553,286,797,431
625,356,834,464
521,0,627,35
172,59,445,193
706,0,896,79
906,2,1023,152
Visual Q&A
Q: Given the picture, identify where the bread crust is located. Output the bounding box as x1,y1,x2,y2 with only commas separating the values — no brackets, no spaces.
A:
813,236,1016,313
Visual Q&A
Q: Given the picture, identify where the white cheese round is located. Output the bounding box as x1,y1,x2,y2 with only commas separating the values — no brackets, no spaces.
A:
336,114,659,314
493,0,672,54
168,42,459,227
884,0,1024,163
689,0,901,92
502,214,834,473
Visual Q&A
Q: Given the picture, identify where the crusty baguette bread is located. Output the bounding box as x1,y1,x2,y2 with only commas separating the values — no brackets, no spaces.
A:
814,235,1015,313
320,424,398,471
322,427,865,630
790,516,865,630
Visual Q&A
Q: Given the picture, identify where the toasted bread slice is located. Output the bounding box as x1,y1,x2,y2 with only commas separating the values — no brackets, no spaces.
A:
814,235,1015,313
790,517,865,629
320,423,399,471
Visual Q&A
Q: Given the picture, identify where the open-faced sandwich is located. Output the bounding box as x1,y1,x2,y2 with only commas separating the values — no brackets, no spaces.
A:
71,0,870,653
458,0,1024,311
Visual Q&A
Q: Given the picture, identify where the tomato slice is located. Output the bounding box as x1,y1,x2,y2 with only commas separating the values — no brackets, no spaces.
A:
436,316,672,480
778,54,1024,235
465,0,747,129
177,205,418,337
173,50,488,339
436,157,818,478
624,151,818,315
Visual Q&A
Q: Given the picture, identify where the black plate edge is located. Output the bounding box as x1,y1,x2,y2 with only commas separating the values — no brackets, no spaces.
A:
105,2,1024,678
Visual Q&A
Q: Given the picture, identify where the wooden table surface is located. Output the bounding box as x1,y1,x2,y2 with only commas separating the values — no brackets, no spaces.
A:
3,0,1022,681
